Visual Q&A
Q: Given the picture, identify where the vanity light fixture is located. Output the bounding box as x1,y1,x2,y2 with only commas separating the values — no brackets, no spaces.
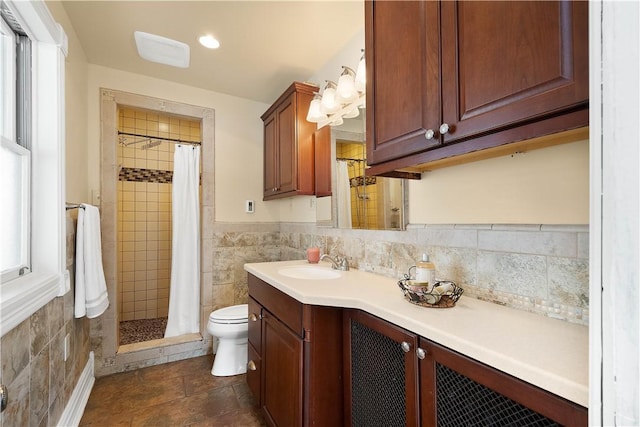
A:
307,49,366,128
306,93,328,123
198,35,220,49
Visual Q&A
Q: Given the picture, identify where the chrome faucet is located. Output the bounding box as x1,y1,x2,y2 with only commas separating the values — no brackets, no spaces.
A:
320,254,350,271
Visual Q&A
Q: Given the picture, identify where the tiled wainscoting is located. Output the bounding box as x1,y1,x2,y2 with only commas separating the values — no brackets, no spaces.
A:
0,213,91,427
90,220,588,378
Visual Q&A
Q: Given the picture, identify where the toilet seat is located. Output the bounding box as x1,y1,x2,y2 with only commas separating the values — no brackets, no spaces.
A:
209,304,248,325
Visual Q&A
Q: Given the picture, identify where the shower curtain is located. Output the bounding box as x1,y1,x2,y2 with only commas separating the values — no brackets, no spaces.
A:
336,160,352,229
165,145,201,338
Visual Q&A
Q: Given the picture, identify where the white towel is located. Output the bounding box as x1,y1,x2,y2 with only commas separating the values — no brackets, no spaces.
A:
75,203,109,318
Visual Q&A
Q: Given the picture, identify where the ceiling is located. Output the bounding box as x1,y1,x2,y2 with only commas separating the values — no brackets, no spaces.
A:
61,1,364,105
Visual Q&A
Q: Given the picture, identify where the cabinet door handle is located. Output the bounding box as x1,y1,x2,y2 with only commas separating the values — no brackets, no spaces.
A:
416,347,427,360
247,360,257,371
400,341,411,353
439,123,450,135
424,129,435,140
250,313,261,322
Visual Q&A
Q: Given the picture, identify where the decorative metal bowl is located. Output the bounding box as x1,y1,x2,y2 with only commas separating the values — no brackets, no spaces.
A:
398,268,463,308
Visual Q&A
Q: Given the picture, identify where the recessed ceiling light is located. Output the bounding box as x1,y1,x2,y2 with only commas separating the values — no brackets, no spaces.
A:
199,35,220,49
134,31,190,68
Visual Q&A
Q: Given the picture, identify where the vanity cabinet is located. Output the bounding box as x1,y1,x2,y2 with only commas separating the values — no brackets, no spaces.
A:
345,310,588,426
365,0,589,176
262,82,318,200
247,274,343,427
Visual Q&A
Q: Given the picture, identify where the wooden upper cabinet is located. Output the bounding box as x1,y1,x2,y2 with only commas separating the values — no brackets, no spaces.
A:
440,1,589,144
366,0,441,166
366,0,589,176
261,82,318,200
314,126,332,197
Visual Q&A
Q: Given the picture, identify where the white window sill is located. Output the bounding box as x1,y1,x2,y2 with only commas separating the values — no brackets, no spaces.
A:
1,271,60,337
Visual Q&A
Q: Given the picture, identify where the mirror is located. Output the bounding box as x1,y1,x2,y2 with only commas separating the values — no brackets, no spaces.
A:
316,116,406,230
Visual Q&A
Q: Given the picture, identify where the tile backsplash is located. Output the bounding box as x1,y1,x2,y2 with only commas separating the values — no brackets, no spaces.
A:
277,222,589,325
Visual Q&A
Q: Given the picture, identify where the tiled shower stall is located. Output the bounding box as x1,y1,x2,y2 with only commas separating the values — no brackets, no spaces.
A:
116,108,201,324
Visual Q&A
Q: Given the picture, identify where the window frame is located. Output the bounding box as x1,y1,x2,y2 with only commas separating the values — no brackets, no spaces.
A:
0,0,68,337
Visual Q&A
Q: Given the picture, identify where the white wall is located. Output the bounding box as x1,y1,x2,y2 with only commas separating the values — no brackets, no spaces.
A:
409,139,589,225
85,65,291,223
46,1,90,203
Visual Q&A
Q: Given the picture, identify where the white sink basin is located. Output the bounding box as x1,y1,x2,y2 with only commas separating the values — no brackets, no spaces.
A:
277,265,341,280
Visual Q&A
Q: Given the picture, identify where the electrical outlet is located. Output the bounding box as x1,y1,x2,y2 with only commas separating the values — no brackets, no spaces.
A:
245,200,255,213
63,333,70,361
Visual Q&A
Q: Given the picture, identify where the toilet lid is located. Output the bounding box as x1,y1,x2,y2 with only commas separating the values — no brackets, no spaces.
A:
209,304,248,324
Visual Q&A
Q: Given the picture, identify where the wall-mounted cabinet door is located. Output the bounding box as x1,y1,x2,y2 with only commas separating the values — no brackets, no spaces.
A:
365,0,442,166
440,1,589,145
275,94,296,195
263,112,278,196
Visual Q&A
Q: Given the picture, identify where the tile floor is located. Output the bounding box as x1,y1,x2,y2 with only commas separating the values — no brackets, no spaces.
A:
80,354,265,426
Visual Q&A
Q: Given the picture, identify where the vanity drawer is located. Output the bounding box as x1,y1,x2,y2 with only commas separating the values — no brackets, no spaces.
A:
248,297,262,352
247,343,261,405
248,273,303,337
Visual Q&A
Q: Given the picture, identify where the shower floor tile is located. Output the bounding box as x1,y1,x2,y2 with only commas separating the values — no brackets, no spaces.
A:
79,354,265,426
119,317,167,345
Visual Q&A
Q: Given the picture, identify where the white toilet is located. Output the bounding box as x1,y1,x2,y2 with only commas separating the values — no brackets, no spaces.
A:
207,304,249,376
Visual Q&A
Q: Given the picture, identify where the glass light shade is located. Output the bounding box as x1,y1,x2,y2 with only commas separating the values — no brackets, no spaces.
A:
306,98,326,123
320,84,339,114
329,115,344,126
343,105,360,119
355,55,366,93
336,67,357,103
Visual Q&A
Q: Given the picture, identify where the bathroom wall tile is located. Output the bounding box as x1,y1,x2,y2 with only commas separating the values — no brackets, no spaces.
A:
30,346,50,427
477,251,548,299
211,284,235,311
49,329,65,407
1,319,30,385
423,226,478,249
364,239,394,270
577,232,589,259
1,366,29,427
47,297,65,340
432,246,477,286
478,229,577,257
548,257,589,308
30,303,50,358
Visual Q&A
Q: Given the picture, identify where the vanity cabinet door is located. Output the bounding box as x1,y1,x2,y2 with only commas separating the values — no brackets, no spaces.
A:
262,311,304,427
418,338,588,426
344,309,420,426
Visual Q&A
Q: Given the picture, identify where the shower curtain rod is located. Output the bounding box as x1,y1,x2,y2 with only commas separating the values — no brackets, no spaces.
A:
117,131,201,146
337,157,364,162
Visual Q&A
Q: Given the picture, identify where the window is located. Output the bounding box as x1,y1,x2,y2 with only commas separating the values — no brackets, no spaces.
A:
0,0,67,337
1,12,31,283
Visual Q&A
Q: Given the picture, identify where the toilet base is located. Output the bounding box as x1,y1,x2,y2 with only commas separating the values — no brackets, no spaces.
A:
211,338,247,376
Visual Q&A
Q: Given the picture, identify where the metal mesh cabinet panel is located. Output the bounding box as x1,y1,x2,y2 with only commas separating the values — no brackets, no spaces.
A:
436,363,560,427
351,319,406,427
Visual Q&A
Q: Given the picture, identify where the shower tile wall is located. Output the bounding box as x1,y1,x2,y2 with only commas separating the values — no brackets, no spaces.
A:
117,108,201,321
337,142,380,229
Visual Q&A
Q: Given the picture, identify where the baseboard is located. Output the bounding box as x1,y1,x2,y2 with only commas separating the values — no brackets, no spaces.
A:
57,351,95,427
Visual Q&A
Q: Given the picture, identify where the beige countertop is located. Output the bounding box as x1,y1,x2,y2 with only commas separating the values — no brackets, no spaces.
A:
244,259,589,408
